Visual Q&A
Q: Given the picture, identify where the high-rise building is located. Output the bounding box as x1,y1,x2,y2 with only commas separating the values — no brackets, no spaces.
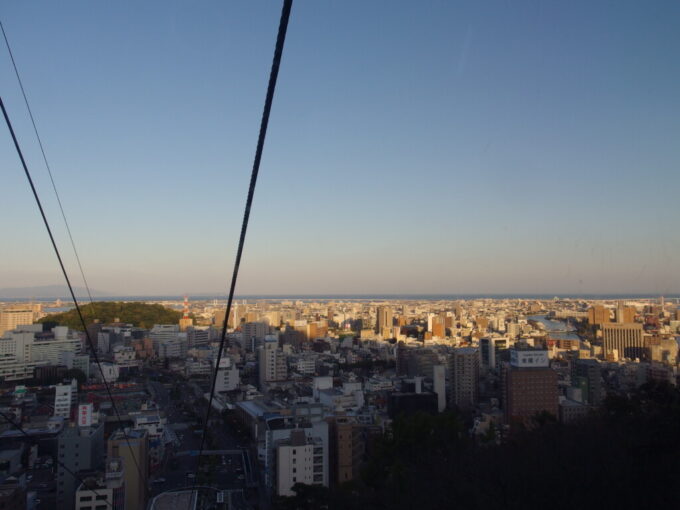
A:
258,335,287,389
214,356,240,392
502,348,558,428
479,337,510,372
275,428,328,497
587,305,611,325
433,364,446,412
54,379,78,419
327,416,365,486
615,301,637,324
572,358,604,406
108,428,149,510
601,323,645,360
396,341,409,376
431,316,446,339
57,422,105,510
242,322,269,351
406,349,439,379
375,306,392,334
449,347,479,410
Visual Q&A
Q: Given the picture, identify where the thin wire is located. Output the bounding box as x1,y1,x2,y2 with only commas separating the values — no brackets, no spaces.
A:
0,409,115,510
0,19,95,308
189,0,293,498
0,96,146,492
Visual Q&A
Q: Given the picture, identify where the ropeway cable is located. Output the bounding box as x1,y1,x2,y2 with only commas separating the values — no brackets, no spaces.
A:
189,0,294,500
1,19,96,309
0,95,147,495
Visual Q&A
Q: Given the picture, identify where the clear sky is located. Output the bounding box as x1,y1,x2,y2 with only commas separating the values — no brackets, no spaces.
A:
1,1,679,296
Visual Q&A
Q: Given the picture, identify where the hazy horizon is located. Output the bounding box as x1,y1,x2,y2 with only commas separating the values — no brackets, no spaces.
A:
2,1,679,296
1,284,678,302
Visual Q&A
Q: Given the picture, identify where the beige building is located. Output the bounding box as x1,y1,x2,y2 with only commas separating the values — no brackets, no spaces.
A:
587,305,611,325
258,335,287,388
0,305,41,336
108,429,148,510
601,323,644,360
327,416,365,486
275,429,326,496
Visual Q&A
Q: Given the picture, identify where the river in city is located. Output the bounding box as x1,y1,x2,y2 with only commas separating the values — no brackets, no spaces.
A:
527,315,581,340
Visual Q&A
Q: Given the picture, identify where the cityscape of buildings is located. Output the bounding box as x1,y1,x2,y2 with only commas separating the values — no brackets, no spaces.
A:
0,295,678,509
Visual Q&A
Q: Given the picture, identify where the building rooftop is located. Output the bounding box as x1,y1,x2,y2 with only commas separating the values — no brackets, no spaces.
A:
149,490,197,510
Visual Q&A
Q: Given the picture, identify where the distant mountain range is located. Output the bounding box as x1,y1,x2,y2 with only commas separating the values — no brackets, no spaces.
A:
0,285,113,299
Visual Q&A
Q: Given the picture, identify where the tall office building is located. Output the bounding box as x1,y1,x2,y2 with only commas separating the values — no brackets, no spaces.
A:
601,323,645,360
431,316,446,339
502,348,558,428
587,305,611,325
449,348,479,410
615,301,637,324
479,337,510,372
396,341,409,376
108,429,149,510
242,322,269,351
375,306,392,334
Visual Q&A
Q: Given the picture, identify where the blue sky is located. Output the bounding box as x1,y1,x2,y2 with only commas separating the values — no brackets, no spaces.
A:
1,1,679,296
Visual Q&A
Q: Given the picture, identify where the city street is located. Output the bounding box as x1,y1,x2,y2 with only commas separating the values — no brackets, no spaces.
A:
147,377,253,509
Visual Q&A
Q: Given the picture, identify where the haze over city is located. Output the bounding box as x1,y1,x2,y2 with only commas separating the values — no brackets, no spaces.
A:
2,1,679,296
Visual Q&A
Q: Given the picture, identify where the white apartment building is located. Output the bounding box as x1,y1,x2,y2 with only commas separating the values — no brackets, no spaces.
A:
258,336,287,388
275,428,327,497
0,325,82,381
214,356,240,392
54,379,77,418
